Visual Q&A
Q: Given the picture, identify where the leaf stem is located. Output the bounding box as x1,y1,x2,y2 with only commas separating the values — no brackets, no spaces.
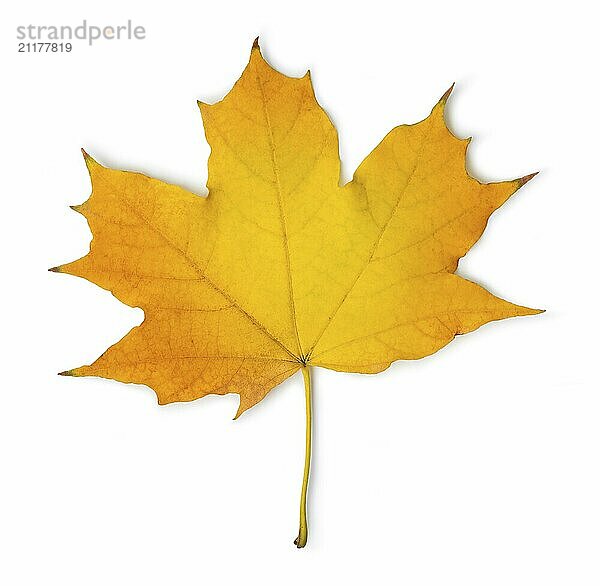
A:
294,366,312,548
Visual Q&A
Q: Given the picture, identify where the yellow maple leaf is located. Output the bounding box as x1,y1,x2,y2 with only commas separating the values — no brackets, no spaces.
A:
52,40,541,547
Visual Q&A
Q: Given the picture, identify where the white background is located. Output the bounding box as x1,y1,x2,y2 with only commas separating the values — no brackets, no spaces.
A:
1,1,598,584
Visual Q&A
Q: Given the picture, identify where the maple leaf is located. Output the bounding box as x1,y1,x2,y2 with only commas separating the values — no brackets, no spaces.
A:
52,40,541,547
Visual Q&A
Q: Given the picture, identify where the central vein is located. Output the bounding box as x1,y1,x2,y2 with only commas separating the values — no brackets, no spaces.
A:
256,72,304,360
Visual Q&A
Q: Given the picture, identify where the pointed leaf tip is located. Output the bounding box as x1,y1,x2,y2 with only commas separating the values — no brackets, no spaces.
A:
517,172,539,187
81,149,102,171
252,37,260,50
81,148,98,171
233,402,245,420
439,83,455,105
48,266,61,273
58,369,73,376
